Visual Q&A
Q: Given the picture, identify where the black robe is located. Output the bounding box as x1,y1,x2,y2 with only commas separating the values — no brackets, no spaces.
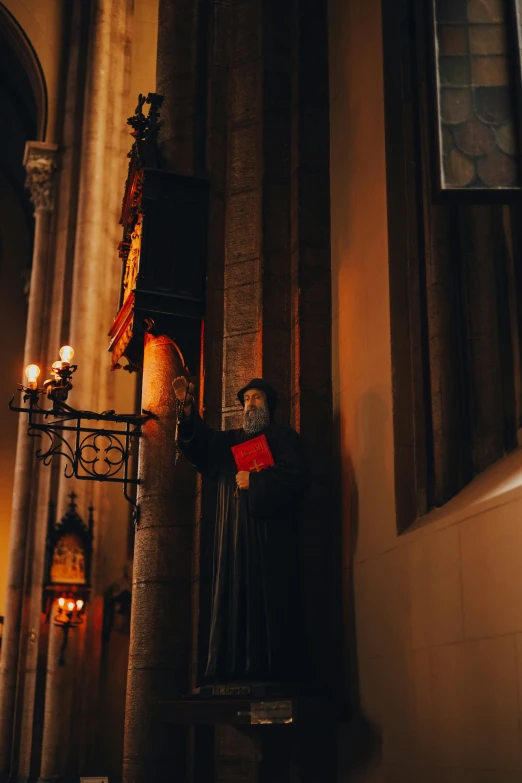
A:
178,409,308,683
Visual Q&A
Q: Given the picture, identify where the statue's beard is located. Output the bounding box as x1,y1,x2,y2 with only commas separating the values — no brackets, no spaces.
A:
243,404,270,435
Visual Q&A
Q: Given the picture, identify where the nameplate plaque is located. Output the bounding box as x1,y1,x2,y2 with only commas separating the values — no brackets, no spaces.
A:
250,700,293,724
212,684,251,697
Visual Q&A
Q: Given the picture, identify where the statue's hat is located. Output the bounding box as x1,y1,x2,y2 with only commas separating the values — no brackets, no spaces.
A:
237,378,277,417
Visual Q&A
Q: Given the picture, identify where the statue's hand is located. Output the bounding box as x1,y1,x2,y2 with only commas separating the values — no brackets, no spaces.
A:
172,376,188,399
172,376,195,408
236,471,250,490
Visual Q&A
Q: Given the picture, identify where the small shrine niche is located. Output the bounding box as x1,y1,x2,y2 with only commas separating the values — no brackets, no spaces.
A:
44,492,93,609
50,533,86,585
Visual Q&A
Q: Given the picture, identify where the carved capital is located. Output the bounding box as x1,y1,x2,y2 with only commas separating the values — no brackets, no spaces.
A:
23,141,59,213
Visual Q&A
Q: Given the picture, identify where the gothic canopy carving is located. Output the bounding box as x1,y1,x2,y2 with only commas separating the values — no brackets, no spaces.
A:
109,92,208,374
45,492,94,590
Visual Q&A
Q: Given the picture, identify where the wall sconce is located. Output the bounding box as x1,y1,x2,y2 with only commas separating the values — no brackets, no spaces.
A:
54,595,85,666
22,345,77,410
43,344,76,405
24,364,40,391
10,345,157,521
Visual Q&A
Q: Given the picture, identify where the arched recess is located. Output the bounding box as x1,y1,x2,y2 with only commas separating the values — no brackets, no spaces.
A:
0,1,47,141
0,1,47,619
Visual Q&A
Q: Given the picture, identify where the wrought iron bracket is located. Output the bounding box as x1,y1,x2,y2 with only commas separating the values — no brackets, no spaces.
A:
9,390,157,519
57,621,72,666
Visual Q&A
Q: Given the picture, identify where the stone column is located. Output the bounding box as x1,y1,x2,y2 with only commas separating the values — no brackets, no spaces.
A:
37,600,85,783
58,2,135,776
122,3,206,780
17,5,90,778
58,0,114,520
0,142,58,783
291,0,333,692
122,334,193,783
156,0,207,176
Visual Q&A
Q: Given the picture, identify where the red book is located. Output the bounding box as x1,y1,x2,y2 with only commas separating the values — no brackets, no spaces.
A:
231,434,274,473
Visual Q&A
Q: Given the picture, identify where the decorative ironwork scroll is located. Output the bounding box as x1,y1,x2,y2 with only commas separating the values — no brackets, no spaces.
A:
9,392,155,514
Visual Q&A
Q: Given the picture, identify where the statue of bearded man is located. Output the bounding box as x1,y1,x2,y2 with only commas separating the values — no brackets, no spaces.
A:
173,376,308,685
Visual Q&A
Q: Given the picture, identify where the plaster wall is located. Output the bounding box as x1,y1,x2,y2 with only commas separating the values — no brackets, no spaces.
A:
330,0,522,781
83,3,158,777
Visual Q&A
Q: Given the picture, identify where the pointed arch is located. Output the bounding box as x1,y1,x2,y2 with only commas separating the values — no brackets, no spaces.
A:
0,2,47,140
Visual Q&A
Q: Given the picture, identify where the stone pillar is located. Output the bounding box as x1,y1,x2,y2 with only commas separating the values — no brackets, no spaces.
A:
122,4,206,780
122,334,193,783
17,6,91,778
156,0,207,176
37,600,85,783
0,142,58,783
58,0,115,519
59,2,135,776
291,0,333,690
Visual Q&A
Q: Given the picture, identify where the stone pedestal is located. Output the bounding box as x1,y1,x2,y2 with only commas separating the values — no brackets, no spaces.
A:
157,695,337,783
215,726,262,783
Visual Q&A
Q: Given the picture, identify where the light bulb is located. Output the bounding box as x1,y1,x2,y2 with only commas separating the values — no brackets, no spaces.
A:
59,345,74,364
25,364,40,389
67,601,75,612
76,599,84,611
58,597,65,608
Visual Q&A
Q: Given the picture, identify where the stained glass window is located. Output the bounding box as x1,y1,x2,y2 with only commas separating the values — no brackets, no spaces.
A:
433,0,521,190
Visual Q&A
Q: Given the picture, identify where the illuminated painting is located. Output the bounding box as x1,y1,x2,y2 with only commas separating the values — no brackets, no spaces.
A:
50,533,86,585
